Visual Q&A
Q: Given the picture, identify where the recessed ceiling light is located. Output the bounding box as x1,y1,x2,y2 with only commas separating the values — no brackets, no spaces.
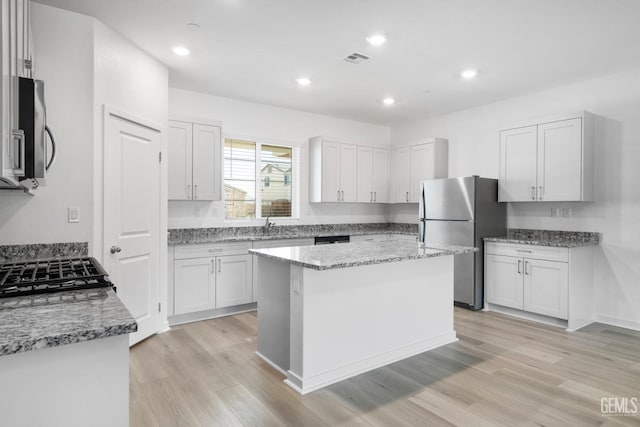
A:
186,23,200,31
172,46,190,56
382,97,395,106
460,69,477,79
296,77,311,86
366,34,387,46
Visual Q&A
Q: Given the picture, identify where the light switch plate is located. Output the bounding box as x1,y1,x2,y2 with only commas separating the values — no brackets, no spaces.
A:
68,207,80,223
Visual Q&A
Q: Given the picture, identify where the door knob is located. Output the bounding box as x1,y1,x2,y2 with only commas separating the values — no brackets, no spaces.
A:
110,246,122,254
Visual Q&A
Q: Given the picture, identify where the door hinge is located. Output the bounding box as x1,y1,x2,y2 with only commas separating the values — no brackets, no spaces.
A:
158,302,161,312
159,151,162,162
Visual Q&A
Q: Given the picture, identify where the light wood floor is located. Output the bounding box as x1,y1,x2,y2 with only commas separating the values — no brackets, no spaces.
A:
130,308,640,426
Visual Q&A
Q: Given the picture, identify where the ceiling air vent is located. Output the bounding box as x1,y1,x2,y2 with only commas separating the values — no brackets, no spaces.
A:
343,52,371,64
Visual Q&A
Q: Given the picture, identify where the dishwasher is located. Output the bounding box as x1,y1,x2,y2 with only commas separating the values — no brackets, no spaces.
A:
314,235,350,245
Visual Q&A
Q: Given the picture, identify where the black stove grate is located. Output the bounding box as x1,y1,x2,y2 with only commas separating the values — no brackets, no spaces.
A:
0,257,113,298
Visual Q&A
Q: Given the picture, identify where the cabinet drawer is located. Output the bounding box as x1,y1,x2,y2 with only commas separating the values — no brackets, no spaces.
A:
350,234,390,243
252,238,315,249
175,242,251,259
485,243,568,262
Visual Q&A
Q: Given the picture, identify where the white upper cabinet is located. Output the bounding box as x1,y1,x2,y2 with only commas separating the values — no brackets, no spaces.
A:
356,146,389,203
309,136,359,203
168,119,221,201
168,121,192,200
499,112,594,202
391,146,410,203
356,146,373,202
499,125,538,202
391,138,448,203
372,148,389,203
192,124,221,201
339,143,357,202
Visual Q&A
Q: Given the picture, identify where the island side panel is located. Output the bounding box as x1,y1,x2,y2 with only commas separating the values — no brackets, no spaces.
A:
0,334,129,427
256,256,292,373
288,255,457,394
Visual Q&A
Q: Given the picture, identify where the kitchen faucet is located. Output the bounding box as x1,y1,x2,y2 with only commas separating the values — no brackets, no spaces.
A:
263,216,275,232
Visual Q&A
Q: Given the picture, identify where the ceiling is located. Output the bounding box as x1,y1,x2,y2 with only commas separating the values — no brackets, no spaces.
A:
33,0,640,125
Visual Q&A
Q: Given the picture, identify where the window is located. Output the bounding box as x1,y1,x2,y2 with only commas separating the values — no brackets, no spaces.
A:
224,139,298,220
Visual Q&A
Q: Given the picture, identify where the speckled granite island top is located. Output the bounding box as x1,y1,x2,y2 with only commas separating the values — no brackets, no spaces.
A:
0,288,137,356
250,240,476,271
484,228,600,248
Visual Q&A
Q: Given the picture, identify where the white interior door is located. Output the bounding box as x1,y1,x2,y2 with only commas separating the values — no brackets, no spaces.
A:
356,146,373,202
168,120,192,200
104,107,161,346
499,125,538,202
192,123,221,201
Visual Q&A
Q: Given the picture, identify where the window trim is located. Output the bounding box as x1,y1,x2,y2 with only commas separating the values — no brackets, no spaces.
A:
223,135,299,221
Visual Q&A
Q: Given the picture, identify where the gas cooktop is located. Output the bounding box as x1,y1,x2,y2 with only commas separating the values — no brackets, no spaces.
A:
0,257,113,298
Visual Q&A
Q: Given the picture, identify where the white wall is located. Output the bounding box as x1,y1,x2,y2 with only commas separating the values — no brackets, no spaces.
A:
389,68,640,330
0,4,94,245
168,88,391,228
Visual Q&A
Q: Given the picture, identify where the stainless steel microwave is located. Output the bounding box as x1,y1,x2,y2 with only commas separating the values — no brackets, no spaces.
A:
0,77,56,191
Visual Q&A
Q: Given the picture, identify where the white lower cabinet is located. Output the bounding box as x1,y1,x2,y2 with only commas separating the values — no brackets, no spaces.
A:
174,257,216,315
485,254,524,310
216,254,253,308
485,242,591,330
170,242,253,323
523,258,568,319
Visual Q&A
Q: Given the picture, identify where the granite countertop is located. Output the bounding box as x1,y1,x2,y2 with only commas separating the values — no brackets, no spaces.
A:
484,229,600,248
169,223,418,245
0,288,137,357
250,240,476,271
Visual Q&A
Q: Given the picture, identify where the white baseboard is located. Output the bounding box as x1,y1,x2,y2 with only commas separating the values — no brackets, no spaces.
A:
286,332,457,395
168,303,257,326
255,351,287,376
158,321,171,334
594,313,640,332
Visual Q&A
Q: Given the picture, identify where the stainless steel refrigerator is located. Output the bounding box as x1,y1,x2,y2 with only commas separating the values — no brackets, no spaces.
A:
419,176,506,310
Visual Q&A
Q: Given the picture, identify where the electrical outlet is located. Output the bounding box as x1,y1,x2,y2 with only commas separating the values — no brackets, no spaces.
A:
194,206,201,217
562,207,572,218
68,207,80,223
550,208,560,218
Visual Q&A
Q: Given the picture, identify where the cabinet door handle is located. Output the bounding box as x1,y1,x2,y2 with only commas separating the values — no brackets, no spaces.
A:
194,184,198,199
524,260,529,275
516,249,532,253
218,259,221,273
187,184,191,199
337,190,340,202
517,260,521,274
406,191,409,202
531,186,536,201
539,186,543,200
370,192,373,202
374,191,377,202
211,259,215,274
341,190,344,202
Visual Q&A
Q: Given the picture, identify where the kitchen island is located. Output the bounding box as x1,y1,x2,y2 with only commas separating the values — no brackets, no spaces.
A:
0,287,137,427
250,240,475,394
